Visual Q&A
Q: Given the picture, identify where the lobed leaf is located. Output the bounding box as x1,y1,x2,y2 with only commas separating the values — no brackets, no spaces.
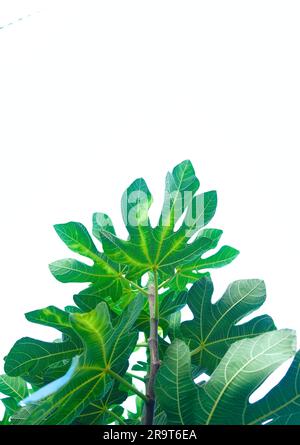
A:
16,295,144,424
156,330,297,424
246,350,300,425
97,160,238,283
50,221,132,305
181,276,276,373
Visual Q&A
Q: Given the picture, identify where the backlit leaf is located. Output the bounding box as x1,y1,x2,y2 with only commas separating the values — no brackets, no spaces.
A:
181,276,276,373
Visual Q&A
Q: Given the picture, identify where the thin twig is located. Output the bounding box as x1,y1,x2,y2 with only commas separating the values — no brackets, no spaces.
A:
129,280,149,296
158,277,172,289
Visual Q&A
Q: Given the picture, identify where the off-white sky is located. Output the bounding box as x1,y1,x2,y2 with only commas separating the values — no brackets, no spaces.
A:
0,1,300,408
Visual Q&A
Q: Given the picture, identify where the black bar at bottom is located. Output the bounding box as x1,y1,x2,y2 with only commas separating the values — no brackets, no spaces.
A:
0,425,299,442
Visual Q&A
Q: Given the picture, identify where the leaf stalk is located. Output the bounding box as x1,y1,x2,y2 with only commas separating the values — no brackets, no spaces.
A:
106,369,148,403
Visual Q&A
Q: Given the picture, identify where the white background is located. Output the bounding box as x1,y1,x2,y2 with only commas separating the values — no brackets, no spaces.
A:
0,1,300,404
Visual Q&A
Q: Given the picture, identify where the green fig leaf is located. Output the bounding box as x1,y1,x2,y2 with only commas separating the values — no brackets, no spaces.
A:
16,296,144,424
181,276,276,373
156,330,296,424
98,161,238,283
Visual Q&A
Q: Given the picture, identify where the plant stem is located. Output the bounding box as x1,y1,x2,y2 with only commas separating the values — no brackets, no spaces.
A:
129,280,148,296
158,277,172,289
143,269,160,425
126,371,146,383
107,369,148,403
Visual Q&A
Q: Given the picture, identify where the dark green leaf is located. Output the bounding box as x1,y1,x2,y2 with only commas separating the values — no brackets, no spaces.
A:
4,337,82,381
0,375,28,400
76,382,127,425
1,397,20,418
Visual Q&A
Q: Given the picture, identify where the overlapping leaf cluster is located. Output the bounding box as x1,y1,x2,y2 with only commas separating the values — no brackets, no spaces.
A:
1,160,299,425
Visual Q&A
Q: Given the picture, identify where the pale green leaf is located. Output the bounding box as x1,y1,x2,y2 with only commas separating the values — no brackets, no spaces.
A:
182,276,276,373
156,330,296,425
